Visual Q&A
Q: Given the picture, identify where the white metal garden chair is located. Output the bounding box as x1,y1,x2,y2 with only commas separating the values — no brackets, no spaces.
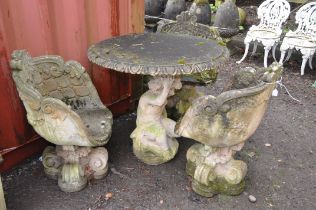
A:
279,2,316,75
237,0,291,68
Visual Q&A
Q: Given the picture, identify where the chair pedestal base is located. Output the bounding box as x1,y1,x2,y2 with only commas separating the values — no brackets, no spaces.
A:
42,145,108,192
186,143,247,197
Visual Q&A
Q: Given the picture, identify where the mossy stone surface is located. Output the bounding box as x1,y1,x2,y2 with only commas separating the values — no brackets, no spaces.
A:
238,7,246,25
186,159,196,177
58,163,87,193
191,176,245,197
186,144,246,197
176,86,200,115
42,146,61,180
184,69,218,85
166,68,218,120
132,136,179,165
194,0,209,5
187,159,245,197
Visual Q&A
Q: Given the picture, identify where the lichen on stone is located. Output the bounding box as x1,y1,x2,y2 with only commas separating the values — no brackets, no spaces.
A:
194,0,209,5
195,42,206,46
177,57,186,64
131,130,179,165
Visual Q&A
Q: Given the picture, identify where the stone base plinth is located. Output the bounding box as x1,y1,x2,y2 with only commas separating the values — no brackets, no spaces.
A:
186,143,247,197
42,145,108,192
132,136,179,165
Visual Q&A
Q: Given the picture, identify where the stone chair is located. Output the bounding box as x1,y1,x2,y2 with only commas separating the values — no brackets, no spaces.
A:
10,50,113,192
237,0,291,68
158,11,222,43
176,63,283,197
279,2,316,75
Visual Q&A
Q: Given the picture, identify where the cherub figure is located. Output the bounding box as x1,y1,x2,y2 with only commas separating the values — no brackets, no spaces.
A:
131,76,182,165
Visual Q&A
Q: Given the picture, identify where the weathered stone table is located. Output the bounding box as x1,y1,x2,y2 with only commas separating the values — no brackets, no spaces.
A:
88,33,229,165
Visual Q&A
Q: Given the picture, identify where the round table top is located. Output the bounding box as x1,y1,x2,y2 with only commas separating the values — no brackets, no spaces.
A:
88,33,229,76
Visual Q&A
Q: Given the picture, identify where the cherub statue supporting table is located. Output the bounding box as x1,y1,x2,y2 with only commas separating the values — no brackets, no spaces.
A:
131,76,182,165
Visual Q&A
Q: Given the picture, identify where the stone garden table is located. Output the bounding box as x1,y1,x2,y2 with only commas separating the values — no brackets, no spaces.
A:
88,33,229,165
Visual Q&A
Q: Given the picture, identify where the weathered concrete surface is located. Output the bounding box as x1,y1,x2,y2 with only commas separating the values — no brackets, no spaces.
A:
2,55,316,210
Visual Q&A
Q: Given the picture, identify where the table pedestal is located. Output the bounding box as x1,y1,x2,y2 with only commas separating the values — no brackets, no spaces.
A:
130,76,182,165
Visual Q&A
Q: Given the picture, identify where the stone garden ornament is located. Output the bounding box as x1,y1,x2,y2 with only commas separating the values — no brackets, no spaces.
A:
189,0,212,25
237,0,291,68
213,0,240,38
164,0,186,20
145,0,168,25
145,0,167,17
11,50,113,192
176,63,283,197
279,2,316,75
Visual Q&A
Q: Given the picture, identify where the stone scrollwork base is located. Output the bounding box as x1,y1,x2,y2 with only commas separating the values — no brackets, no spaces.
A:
186,143,247,197
42,145,108,192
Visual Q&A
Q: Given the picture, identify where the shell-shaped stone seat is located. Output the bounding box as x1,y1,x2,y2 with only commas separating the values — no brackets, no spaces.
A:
176,63,282,148
10,50,113,147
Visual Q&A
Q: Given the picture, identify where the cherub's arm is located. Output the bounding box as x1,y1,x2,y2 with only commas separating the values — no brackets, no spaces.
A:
147,78,173,107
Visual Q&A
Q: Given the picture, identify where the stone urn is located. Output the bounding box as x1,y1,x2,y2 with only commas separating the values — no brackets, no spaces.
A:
213,0,240,38
164,0,187,20
176,63,283,197
189,0,212,25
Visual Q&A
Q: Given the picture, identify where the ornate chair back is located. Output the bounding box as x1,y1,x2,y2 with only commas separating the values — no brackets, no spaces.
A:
256,0,291,32
158,11,221,41
11,50,103,111
293,2,316,38
11,50,113,148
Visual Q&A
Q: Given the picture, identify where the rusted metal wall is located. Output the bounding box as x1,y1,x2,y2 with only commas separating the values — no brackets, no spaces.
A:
0,0,144,171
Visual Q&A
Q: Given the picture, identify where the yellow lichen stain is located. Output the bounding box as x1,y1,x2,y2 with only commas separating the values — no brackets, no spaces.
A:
217,40,226,46
177,57,186,65
195,42,206,46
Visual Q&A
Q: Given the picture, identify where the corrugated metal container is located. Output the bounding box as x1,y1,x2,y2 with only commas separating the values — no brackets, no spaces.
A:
0,0,144,171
